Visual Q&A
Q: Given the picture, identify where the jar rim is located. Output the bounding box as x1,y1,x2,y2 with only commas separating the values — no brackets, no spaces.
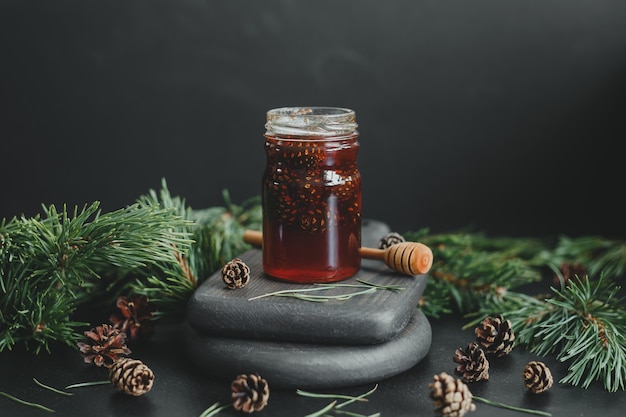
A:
265,107,358,137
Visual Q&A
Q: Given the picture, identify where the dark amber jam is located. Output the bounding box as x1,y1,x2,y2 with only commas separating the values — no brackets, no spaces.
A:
262,108,361,283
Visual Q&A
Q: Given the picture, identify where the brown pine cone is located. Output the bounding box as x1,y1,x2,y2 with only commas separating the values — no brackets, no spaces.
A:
429,372,476,417
554,262,587,286
453,342,490,382
378,232,406,249
231,373,270,413
109,295,155,341
475,314,515,357
109,358,155,396
77,324,131,367
222,258,251,289
523,361,553,394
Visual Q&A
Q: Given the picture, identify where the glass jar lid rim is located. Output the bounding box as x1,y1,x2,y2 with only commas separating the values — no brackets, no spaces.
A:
265,107,358,136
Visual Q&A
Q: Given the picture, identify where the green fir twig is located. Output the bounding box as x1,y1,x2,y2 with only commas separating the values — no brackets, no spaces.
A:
406,228,626,392
130,179,262,320
0,200,193,353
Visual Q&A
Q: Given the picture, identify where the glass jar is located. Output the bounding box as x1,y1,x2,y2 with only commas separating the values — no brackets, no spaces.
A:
262,107,361,283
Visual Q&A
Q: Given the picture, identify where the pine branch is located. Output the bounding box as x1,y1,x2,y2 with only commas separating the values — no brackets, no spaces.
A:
404,229,544,317
541,235,626,282
0,201,193,353
405,228,626,391
511,274,626,392
128,179,262,320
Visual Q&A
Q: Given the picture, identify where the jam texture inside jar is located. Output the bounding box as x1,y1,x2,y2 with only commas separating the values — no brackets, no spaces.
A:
262,107,361,283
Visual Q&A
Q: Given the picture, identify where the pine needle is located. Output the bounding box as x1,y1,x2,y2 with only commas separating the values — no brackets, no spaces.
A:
473,395,551,416
33,378,72,396
248,283,404,302
65,380,110,389
298,385,379,416
198,402,231,417
0,390,55,413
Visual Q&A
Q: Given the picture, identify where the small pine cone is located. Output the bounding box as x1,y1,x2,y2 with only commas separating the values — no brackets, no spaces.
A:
429,372,476,417
109,295,155,341
453,342,490,382
554,262,587,286
523,361,553,394
109,358,155,396
77,324,131,367
378,232,406,249
231,373,270,413
475,314,515,357
222,258,251,289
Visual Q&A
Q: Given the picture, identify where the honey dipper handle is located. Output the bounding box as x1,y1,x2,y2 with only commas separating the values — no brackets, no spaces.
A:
243,229,263,246
358,246,385,261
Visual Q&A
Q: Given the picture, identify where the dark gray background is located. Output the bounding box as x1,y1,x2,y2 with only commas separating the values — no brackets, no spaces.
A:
1,0,625,238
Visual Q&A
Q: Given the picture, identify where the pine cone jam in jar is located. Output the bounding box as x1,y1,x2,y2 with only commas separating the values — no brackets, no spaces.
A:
262,107,361,283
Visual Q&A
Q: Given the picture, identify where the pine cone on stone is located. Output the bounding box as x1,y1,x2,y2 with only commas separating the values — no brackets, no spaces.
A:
77,324,131,367
475,314,515,357
109,357,155,396
523,361,553,394
429,372,476,417
222,258,251,289
231,373,270,413
453,342,490,382
378,232,406,249
109,295,155,341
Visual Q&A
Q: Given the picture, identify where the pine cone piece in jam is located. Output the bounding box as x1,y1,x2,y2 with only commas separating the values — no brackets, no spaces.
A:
77,324,131,367
222,258,251,289
474,314,515,357
231,373,270,413
109,357,155,396
453,342,490,383
429,372,476,417
523,361,554,394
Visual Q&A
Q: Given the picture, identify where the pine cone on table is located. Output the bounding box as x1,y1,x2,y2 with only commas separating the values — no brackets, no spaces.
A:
429,372,476,417
523,361,553,394
231,373,270,413
453,342,490,382
109,295,155,341
474,314,515,357
378,232,406,249
222,258,251,289
77,324,131,367
109,357,155,396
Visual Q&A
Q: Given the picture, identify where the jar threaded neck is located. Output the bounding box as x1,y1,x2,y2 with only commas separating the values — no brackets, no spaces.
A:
265,107,358,137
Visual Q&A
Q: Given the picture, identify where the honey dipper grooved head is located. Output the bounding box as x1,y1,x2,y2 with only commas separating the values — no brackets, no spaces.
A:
384,242,433,275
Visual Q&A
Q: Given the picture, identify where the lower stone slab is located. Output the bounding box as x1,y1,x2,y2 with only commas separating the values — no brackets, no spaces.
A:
183,308,432,389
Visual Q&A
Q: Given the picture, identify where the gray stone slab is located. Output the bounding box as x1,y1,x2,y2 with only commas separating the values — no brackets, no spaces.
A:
183,308,432,389
186,248,428,345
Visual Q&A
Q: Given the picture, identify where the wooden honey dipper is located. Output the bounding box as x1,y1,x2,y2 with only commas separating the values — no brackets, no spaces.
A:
242,230,433,276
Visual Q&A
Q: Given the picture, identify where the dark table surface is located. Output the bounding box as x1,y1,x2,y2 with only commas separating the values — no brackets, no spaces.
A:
1,311,624,417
